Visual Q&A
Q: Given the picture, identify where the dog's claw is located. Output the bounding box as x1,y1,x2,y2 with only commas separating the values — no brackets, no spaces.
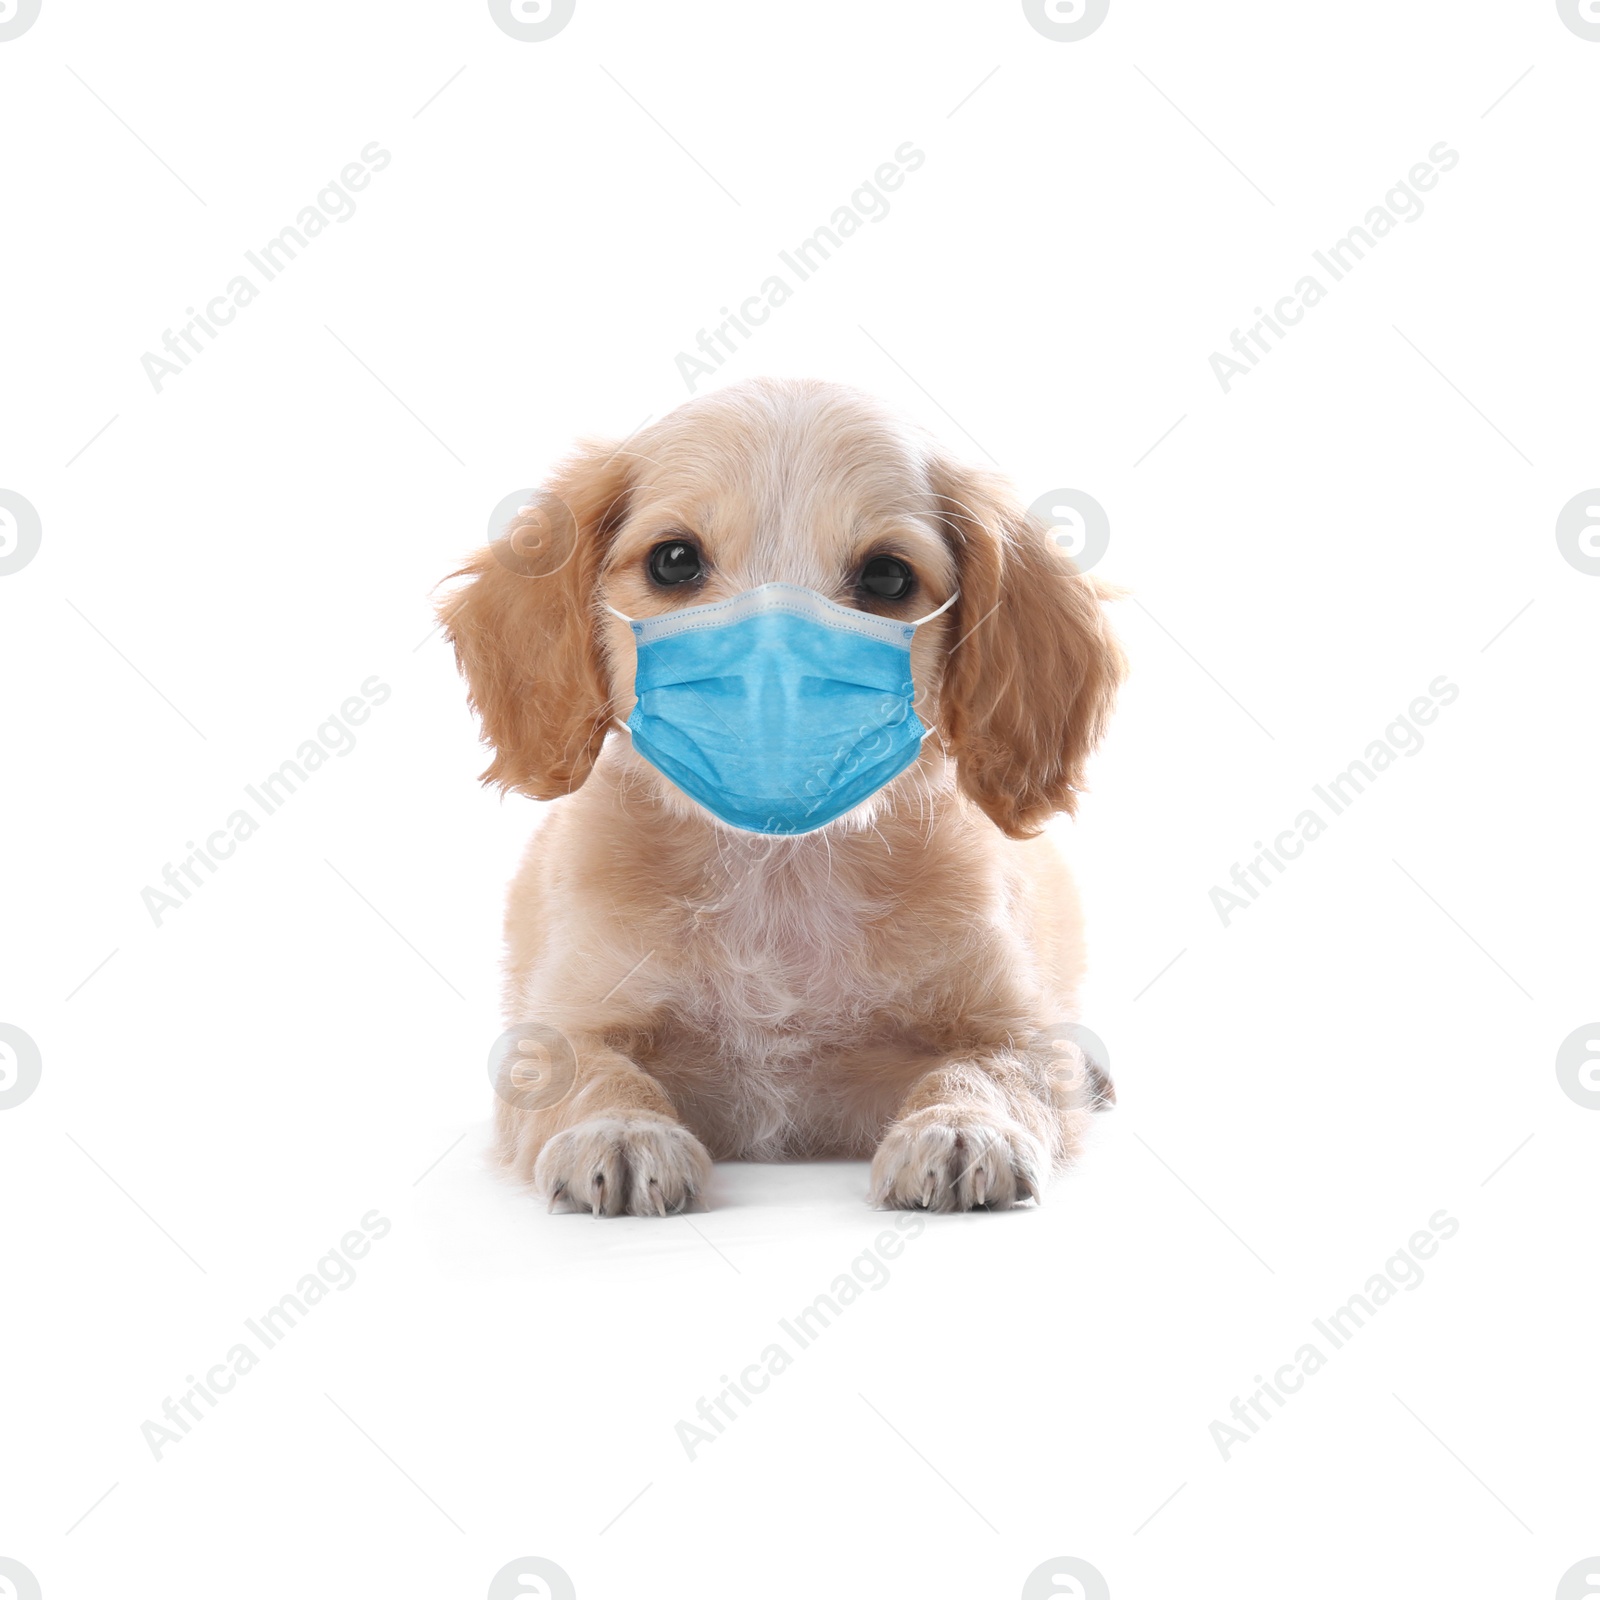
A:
871,1113,1049,1213
532,1119,713,1218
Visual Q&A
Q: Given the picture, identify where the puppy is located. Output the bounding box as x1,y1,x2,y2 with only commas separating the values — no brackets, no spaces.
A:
440,378,1124,1215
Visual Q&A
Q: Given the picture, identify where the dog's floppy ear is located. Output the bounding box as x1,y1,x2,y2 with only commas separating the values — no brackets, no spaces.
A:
438,439,632,799
930,454,1125,838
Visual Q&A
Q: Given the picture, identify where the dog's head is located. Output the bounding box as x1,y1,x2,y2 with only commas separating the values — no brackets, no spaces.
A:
439,378,1124,838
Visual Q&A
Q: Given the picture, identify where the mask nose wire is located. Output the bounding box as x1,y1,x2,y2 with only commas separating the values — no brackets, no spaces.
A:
602,588,960,627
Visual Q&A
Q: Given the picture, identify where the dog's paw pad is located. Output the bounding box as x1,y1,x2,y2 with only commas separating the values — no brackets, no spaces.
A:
535,1118,711,1217
869,1111,1047,1212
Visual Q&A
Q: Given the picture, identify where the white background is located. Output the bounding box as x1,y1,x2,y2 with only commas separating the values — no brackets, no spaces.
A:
2,2,1597,1597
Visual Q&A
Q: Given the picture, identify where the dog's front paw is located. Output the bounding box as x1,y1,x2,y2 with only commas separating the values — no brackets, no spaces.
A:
535,1117,712,1217
869,1110,1048,1212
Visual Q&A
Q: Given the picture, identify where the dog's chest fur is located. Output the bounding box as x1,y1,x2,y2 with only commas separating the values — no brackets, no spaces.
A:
642,841,937,1157
672,845,898,1051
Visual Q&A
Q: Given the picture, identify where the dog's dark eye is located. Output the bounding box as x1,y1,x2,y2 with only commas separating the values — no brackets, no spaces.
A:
648,540,703,586
859,555,914,601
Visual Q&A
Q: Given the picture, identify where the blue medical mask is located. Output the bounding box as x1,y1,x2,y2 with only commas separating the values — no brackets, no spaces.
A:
606,582,957,836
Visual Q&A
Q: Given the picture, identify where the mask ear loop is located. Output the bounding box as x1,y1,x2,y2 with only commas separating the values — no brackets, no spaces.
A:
908,589,959,627
599,602,641,736
907,590,959,737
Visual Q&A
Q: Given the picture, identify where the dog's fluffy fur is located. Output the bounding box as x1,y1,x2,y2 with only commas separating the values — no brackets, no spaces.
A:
439,378,1124,1214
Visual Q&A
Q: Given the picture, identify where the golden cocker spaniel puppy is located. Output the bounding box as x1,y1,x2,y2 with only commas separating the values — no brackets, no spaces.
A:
440,377,1123,1215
